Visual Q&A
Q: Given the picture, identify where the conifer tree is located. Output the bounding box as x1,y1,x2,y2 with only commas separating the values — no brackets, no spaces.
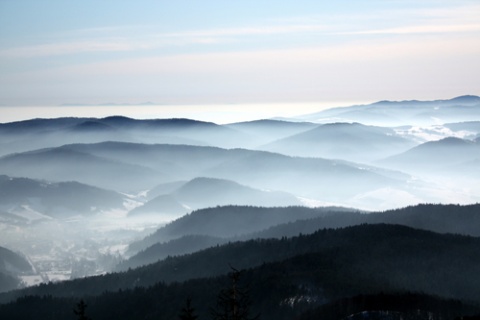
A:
73,299,92,320
211,267,259,320
179,297,199,320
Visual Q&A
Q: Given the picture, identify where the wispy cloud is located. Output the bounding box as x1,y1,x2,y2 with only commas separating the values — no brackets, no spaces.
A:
338,24,480,35
0,24,329,58
0,40,144,58
2,26,479,105
161,24,328,38
2,2,480,59
1,1,479,106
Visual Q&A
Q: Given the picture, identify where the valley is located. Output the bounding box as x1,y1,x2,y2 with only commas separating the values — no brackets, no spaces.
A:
0,96,479,319
2,0,480,317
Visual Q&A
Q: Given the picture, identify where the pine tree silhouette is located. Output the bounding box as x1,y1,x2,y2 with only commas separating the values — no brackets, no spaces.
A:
73,299,92,320
179,297,199,320
211,267,259,320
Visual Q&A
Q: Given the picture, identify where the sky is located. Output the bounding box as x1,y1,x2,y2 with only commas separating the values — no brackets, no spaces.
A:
0,0,479,121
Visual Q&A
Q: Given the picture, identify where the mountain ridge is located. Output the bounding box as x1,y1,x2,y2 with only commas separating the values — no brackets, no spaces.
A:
0,175,126,219
124,203,480,268
4,223,480,320
0,246,33,293
298,95,480,126
261,122,416,162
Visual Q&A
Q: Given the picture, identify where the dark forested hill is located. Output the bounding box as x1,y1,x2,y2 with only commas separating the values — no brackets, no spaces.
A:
123,203,480,269
298,292,480,320
0,246,33,294
2,224,480,319
127,206,354,253
366,203,480,235
117,234,225,271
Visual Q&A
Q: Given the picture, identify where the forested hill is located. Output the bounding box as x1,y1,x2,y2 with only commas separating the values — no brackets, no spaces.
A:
2,224,480,320
127,205,357,253
123,203,480,270
129,203,480,255
0,246,33,294
250,203,480,239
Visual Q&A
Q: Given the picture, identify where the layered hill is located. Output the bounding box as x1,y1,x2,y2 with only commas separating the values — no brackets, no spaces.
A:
128,177,301,217
127,205,349,253
3,224,480,319
0,246,33,293
380,137,480,172
0,117,248,156
226,119,317,146
123,203,480,269
0,96,479,320
0,146,165,192
262,122,416,162
444,121,480,137
298,95,480,126
0,142,415,208
0,175,126,220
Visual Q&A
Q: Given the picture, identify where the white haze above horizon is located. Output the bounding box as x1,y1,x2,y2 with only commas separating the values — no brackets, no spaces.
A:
0,101,369,124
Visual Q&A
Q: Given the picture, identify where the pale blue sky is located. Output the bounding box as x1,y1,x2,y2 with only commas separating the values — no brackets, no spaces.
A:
1,0,479,108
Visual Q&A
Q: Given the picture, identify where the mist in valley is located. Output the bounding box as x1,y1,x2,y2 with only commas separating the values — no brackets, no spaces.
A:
0,96,478,275
0,96,480,320
2,0,480,316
